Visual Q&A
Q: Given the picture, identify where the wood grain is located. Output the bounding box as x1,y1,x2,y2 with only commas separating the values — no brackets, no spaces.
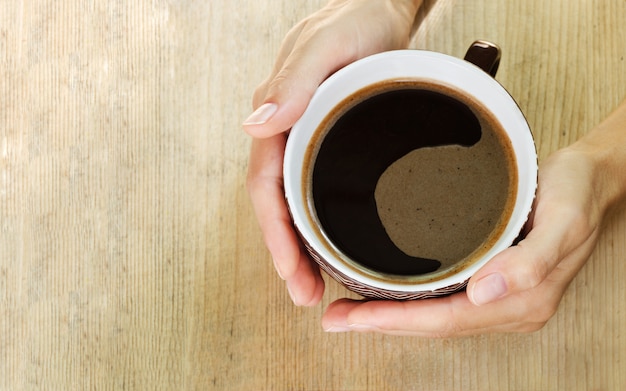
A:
1,0,625,390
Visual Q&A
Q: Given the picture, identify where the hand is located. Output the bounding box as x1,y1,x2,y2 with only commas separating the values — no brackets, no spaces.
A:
244,0,422,306
322,146,609,336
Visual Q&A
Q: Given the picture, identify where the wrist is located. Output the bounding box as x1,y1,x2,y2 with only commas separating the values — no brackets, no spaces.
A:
568,101,626,211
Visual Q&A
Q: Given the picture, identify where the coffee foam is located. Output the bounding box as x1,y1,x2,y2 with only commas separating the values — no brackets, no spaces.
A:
375,114,516,269
303,79,518,280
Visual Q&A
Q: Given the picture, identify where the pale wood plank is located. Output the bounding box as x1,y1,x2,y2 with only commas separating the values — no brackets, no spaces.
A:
0,0,624,390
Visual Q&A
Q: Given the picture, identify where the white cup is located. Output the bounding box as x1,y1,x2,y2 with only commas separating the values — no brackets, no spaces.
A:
283,41,537,299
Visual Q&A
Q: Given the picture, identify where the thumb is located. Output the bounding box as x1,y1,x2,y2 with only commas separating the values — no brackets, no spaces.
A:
242,32,355,138
241,71,317,138
466,241,552,307
466,208,594,306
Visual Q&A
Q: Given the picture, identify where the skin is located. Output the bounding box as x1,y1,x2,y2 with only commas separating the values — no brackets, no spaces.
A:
244,0,626,336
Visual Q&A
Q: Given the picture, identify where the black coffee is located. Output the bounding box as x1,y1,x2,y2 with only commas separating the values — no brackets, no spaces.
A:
305,80,517,276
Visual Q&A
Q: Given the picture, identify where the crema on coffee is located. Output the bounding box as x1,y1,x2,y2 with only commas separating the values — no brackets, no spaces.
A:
304,79,517,277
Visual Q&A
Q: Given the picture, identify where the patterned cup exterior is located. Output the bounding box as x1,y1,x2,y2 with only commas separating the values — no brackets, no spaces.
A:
294,225,468,300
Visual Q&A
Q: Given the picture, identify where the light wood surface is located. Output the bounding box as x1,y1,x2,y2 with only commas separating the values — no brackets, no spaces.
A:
2,1,625,390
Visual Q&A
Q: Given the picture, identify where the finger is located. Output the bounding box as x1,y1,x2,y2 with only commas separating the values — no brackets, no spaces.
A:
247,135,326,305
321,298,362,333
321,296,501,337
285,250,325,307
322,289,556,337
246,135,301,280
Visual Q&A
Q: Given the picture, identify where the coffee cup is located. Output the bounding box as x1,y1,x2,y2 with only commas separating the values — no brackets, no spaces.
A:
283,41,537,300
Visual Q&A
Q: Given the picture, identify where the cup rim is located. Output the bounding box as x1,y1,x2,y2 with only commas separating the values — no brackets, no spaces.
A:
284,49,537,293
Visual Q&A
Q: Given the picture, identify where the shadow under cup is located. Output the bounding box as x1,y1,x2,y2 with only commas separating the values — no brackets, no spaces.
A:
284,47,537,300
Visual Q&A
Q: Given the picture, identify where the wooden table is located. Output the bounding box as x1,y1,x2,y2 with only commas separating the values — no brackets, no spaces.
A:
2,1,625,390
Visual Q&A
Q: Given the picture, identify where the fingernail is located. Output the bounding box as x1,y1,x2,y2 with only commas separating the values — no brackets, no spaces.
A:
347,323,377,332
243,103,278,125
272,257,285,280
324,323,374,333
324,325,352,333
471,273,507,306
286,282,299,306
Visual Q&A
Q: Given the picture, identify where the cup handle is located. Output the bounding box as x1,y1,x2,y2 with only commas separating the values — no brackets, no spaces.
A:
463,40,501,77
